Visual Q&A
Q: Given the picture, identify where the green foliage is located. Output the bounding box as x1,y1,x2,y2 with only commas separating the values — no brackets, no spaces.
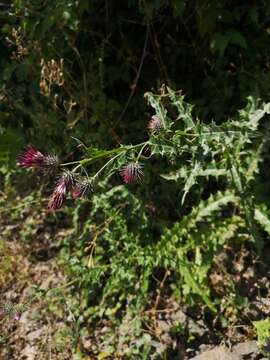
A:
255,206,270,236
55,88,270,355
2,0,270,154
155,191,240,311
0,127,24,173
253,318,270,357
2,0,270,357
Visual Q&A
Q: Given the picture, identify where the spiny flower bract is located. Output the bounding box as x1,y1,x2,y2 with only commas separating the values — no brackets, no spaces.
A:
72,177,92,198
120,162,143,184
148,115,164,133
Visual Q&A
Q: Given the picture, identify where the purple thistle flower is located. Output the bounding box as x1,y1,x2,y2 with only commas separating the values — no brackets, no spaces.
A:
18,146,58,168
120,162,143,184
72,177,91,198
18,146,45,167
48,181,66,210
148,115,164,133
48,171,74,210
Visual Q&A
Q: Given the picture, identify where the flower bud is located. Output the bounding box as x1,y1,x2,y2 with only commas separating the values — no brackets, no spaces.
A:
120,162,143,184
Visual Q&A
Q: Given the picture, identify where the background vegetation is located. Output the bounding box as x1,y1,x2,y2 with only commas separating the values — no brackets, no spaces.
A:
2,0,270,359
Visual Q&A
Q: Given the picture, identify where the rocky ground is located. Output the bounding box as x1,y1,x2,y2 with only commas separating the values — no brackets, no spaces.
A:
1,195,270,359
1,238,270,359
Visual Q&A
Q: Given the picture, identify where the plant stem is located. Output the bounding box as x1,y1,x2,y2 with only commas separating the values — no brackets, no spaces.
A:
136,141,149,162
60,141,149,178
60,160,80,166
92,152,124,179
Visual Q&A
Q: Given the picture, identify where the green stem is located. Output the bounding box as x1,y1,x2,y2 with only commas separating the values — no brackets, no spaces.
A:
60,160,80,166
175,130,196,137
72,164,81,173
136,142,149,162
79,142,148,167
92,151,124,179
60,142,149,176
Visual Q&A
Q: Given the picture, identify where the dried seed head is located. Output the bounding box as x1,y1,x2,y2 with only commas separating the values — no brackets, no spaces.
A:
148,115,164,133
120,162,143,184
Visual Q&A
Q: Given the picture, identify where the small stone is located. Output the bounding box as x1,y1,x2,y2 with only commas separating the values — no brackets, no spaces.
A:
190,346,241,360
233,341,258,356
157,320,171,333
171,309,186,324
27,328,44,342
187,319,207,337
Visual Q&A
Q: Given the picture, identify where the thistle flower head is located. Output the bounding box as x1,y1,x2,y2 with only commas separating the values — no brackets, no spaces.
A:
43,154,59,168
61,170,75,190
48,171,75,210
72,177,92,198
18,146,45,167
148,115,164,133
120,162,143,184
48,182,66,210
18,146,59,168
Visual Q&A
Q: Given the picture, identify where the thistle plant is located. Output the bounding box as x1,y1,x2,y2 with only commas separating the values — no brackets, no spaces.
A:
18,87,270,217
14,87,270,357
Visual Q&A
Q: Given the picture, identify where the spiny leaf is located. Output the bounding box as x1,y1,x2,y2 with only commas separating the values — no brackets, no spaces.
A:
255,206,270,235
178,258,216,312
182,160,202,204
144,91,167,128
179,191,238,234
167,86,195,129
159,191,238,248
161,167,227,181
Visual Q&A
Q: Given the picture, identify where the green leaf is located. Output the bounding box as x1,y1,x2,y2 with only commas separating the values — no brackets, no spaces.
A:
253,318,270,348
182,160,201,204
0,128,24,169
161,167,227,181
144,91,167,128
167,86,195,129
179,258,215,312
210,33,229,56
255,206,270,235
227,30,247,49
